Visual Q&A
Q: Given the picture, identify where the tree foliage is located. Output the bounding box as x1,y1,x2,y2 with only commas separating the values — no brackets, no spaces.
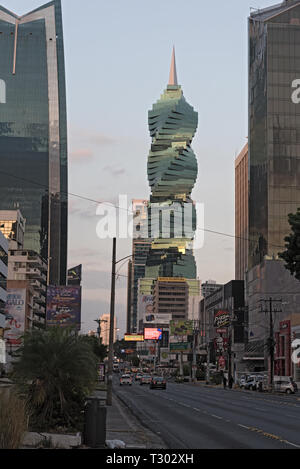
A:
13,327,99,431
279,208,300,280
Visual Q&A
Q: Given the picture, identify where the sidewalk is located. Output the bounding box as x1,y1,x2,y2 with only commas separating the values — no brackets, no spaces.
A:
92,388,167,449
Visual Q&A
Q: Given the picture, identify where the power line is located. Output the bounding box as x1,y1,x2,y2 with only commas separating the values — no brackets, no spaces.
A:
0,169,297,251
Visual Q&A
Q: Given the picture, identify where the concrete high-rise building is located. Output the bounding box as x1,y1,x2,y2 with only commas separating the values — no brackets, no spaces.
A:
0,1,68,285
0,210,25,249
249,0,300,269
153,278,188,320
99,313,117,346
8,249,47,328
129,199,152,333
201,280,222,299
235,143,248,280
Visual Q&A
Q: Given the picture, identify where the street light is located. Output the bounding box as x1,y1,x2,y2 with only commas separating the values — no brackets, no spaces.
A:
106,237,132,406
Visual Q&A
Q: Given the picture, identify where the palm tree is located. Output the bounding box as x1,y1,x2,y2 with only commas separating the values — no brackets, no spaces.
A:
13,327,98,431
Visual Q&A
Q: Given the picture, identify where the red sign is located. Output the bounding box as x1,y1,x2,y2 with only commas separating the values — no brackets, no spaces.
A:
144,328,162,340
219,356,225,369
216,328,227,334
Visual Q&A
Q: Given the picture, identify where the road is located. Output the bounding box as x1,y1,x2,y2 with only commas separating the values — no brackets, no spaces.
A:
114,376,300,449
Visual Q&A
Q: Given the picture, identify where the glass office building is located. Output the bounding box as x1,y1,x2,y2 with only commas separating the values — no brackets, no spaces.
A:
0,0,68,285
145,48,198,279
249,0,300,269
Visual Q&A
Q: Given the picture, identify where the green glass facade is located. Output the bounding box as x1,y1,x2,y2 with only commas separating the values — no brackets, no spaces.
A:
145,80,198,278
249,0,300,268
0,0,68,285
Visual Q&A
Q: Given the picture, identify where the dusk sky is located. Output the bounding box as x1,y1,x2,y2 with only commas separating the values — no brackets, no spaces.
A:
2,0,277,337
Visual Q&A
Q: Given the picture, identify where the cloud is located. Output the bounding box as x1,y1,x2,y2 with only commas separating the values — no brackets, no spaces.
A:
69,127,118,147
103,165,126,177
69,148,93,163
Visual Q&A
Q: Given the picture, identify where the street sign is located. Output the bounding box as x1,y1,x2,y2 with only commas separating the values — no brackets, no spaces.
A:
170,342,190,351
216,328,227,334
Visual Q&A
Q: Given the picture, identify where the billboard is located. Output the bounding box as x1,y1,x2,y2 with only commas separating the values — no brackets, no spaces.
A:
144,313,172,325
124,334,144,342
46,286,82,329
214,310,230,328
138,294,154,324
4,288,26,349
144,328,162,340
170,320,193,336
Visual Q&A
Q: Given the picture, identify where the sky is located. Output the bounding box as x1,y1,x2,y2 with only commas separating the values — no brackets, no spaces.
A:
1,0,279,338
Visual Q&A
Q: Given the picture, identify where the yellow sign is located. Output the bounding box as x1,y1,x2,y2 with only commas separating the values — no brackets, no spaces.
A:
124,334,144,342
158,277,186,282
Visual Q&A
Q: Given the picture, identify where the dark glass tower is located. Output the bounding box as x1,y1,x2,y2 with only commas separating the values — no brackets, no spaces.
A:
145,48,198,279
0,0,68,285
249,0,300,269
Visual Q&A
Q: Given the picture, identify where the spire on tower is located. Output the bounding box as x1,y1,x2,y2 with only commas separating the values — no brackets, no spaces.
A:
168,46,178,86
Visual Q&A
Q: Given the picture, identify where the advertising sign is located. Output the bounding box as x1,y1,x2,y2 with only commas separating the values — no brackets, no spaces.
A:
98,363,105,382
4,288,26,349
160,348,169,362
124,334,144,342
170,320,193,336
219,356,226,369
46,286,82,329
214,310,230,328
138,295,154,323
144,328,162,340
144,313,172,325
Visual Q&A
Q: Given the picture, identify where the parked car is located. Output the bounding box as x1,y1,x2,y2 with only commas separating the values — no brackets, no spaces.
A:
274,376,297,394
140,375,152,385
119,374,133,386
238,375,247,388
244,375,261,391
150,376,166,389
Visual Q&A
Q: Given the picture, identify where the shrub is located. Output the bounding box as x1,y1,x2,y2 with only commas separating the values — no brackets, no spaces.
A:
13,327,99,432
0,389,28,449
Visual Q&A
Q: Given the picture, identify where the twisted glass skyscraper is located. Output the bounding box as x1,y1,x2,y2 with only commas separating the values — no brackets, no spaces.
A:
0,0,68,285
145,48,198,279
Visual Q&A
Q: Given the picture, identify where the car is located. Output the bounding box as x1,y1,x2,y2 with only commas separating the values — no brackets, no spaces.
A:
140,375,152,385
244,375,260,391
274,376,298,394
150,376,166,389
135,373,144,381
238,375,247,388
119,374,133,386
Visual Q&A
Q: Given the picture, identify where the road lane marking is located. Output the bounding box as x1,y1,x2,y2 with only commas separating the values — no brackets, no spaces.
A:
211,414,223,420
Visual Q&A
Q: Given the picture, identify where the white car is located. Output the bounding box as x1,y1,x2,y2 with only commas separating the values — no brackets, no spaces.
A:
119,374,132,386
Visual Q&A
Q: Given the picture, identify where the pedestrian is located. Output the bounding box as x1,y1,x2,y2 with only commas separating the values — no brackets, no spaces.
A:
223,374,227,389
229,375,234,389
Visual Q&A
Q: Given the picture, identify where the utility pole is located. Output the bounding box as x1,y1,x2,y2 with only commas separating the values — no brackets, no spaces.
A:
106,237,116,406
192,320,198,383
260,298,282,392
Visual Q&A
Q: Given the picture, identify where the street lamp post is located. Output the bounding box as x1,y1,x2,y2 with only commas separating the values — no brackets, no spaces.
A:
106,238,133,406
